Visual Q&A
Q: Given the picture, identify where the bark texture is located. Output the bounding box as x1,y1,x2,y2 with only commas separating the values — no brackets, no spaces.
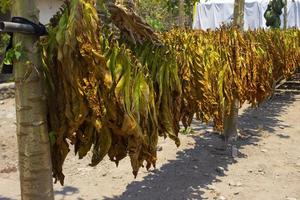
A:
179,0,185,27
223,98,239,142
283,0,288,29
233,0,245,29
12,0,54,199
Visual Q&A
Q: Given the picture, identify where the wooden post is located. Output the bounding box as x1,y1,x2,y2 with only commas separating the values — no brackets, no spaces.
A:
223,0,245,143
179,0,185,27
233,0,245,29
223,98,239,143
283,0,288,29
12,0,54,199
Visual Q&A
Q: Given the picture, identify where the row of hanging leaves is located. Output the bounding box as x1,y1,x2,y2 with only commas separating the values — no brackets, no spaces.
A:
42,0,300,185
163,28,300,130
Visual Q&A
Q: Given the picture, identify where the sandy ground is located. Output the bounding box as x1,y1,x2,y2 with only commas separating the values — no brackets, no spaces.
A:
0,92,300,200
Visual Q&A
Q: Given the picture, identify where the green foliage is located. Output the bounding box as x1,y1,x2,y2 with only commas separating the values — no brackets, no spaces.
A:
166,0,198,26
0,33,10,71
180,127,194,135
145,16,165,31
49,131,57,147
264,0,285,28
166,0,198,16
0,0,11,13
136,0,174,31
0,34,10,54
3,42,22,65
136,0,198,30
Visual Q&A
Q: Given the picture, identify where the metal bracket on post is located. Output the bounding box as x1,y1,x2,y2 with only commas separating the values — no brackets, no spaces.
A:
0,17,47,36
0,21,35,34
0,17,47,75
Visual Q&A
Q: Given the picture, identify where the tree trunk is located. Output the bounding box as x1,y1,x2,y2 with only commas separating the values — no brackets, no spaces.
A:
223,98,239,142
179,0,185,27
223,0,245,143
283,0,288,29
233,0,245,29
12,1,54,199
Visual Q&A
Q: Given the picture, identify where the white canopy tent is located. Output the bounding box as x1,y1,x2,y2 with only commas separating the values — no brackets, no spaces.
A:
192,0,300,30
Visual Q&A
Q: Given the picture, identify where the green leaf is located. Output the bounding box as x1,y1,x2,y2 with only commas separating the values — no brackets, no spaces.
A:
14,51,21,60
49,131,57,146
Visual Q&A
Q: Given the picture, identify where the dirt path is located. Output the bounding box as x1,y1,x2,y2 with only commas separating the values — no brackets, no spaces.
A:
0,92,300,200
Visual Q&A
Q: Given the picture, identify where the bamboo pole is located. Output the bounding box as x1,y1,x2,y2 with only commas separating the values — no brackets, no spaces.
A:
12,0,54,199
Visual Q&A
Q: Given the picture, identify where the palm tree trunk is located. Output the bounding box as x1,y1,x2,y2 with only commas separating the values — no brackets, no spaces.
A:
12,0,54,199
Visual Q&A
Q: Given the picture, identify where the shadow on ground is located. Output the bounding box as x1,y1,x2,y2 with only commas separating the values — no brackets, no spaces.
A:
54,186,80,200
239,92,296,134
0,196,16,200
0,186,81,200
103,92,297,200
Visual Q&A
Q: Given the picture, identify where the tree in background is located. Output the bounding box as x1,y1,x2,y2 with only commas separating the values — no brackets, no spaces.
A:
136,0,198,31
264,0,285,28
166,0,198,27
136,0,174,31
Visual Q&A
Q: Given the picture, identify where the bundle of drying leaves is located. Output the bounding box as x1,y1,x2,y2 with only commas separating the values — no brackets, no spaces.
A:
43,0,181,185
42,0,300,184
164,29,299,130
